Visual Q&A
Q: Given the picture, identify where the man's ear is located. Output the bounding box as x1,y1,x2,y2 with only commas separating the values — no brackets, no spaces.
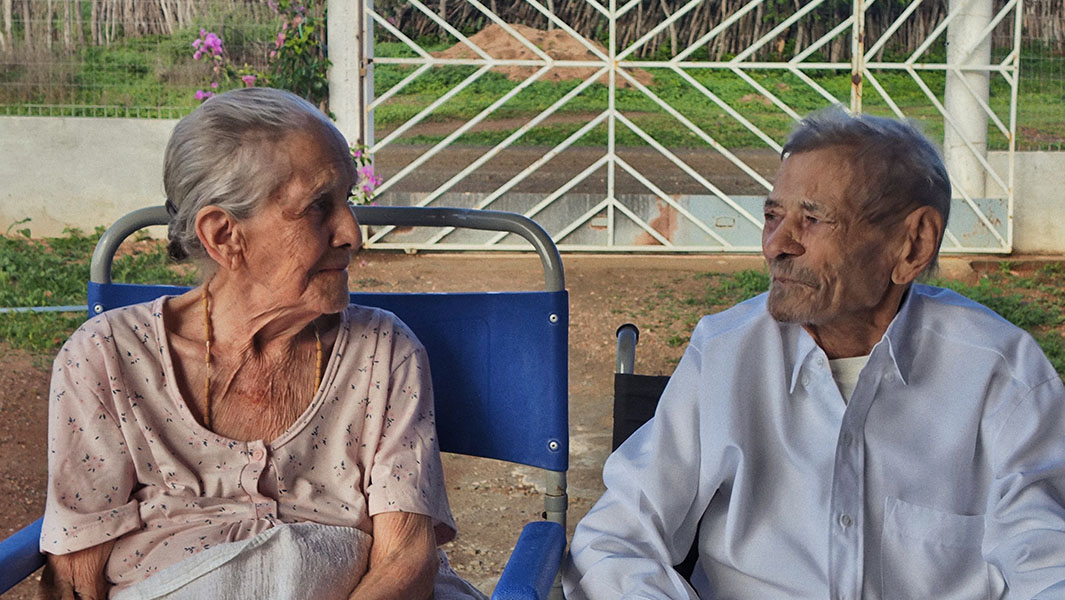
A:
195,206,245,271
892,205,944,285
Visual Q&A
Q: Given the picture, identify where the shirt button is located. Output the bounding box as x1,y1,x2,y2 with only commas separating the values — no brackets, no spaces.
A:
801,375,811,387
884,373,896,383
252,449,265,461
816,358,826,368
839,514,853,528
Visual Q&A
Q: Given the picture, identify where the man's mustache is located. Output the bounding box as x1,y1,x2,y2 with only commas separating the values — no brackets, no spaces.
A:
769,261,820,289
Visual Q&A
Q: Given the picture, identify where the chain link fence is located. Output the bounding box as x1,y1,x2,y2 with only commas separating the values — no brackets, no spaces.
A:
0,0,1062,149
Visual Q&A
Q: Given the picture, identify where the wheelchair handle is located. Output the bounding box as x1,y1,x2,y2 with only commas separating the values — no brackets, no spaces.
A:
615,323,639,374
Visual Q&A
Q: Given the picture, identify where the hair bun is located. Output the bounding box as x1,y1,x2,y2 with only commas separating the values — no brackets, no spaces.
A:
167,238,189,262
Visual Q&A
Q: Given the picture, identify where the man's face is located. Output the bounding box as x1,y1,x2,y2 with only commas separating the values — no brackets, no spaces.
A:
761,147,900,329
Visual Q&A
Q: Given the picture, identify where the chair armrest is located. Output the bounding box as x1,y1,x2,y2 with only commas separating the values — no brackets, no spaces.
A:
0,516,45,594
491,521,566,600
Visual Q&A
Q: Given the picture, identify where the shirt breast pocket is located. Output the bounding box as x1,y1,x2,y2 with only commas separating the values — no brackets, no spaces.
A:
880,496,997,600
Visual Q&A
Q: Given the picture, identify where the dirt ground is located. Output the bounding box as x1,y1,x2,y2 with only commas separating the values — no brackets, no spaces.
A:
0,250,1000,598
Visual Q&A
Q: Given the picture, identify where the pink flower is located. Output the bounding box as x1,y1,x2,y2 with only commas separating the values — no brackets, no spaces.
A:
203,32,223,56
275,31,286,48
193,49,203,60
210,81,219,89
351,149,363,159
192,38,202,49
194,89,214,101
293,15,303,26
269,50,277,59
241,75,257,87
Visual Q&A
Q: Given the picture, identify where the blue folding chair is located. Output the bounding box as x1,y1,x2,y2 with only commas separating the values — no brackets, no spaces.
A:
0,206,569,600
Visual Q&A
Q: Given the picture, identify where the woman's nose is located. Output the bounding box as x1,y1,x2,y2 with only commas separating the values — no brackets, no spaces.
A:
335,202,363,250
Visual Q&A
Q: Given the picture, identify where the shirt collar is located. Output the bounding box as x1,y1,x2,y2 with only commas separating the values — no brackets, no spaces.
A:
877,285,921,386
781,286,918,392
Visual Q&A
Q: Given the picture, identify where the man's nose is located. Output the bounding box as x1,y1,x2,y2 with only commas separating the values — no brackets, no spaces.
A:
762,217,804,260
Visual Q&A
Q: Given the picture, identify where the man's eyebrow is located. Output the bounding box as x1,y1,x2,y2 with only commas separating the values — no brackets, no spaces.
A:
800,200,824,213
763,198,781,209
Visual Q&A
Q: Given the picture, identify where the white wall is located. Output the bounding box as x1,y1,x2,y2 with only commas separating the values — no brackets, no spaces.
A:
986,151,1065,254
2,116,1063,254
0,116,176,237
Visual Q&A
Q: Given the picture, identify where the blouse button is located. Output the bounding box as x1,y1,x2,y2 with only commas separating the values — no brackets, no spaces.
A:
252,448,265,461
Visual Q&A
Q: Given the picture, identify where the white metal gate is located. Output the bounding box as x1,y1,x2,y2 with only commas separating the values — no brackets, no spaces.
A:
358,0,1019,253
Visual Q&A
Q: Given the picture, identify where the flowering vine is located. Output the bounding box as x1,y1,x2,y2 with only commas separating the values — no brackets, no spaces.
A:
349,146,383,206
191,29,259,101
192,0,329,110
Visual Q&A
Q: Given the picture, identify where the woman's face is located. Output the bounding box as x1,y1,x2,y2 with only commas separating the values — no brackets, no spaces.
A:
236,121,361,316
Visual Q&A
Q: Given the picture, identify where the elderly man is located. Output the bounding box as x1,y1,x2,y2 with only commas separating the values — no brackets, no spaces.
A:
563,107,1065,599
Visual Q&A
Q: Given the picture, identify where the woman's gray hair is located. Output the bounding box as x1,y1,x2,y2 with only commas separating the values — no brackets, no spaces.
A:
783,105,951,228
164,87,338,264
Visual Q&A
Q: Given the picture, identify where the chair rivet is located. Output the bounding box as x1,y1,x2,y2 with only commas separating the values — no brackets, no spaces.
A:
93,304,104,314
549,313,559,323
548,440,560,451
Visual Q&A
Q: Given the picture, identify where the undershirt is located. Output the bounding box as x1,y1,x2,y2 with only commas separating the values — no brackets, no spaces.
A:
829,354,869,403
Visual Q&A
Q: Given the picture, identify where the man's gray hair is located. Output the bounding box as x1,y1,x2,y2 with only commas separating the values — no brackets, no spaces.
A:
163,87,338,264
783,105,951,230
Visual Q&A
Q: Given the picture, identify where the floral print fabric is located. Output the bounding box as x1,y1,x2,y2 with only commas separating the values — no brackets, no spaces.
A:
41,297,456,593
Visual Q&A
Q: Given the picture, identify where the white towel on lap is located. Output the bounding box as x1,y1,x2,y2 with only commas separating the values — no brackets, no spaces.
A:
112,522,486,600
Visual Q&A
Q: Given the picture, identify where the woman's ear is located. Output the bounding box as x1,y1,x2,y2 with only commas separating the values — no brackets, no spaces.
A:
195,206,245,271
892,205,944,285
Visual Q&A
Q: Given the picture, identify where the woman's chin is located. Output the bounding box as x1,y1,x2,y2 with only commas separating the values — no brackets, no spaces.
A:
299,272,350,315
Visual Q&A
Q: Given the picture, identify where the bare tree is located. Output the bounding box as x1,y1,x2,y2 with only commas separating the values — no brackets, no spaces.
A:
0,0,10,51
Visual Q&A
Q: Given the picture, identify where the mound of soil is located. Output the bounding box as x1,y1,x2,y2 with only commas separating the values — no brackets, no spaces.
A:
433,23,653,88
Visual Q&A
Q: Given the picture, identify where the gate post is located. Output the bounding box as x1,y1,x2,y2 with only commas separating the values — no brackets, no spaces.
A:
850,0,866,113
944,0,991,199
327,0,367,145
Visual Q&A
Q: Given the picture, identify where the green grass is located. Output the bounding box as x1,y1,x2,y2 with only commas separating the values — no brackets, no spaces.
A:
0,229,195,352
1,8,277,114
3,32,1061,148
370,58,986,149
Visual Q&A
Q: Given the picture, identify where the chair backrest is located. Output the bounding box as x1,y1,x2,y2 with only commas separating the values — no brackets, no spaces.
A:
88,206,569,473
612,323,697,580
1,205,570,598
612,324,669,451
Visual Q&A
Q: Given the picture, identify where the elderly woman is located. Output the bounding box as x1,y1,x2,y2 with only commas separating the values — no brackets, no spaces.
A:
38,87,485,600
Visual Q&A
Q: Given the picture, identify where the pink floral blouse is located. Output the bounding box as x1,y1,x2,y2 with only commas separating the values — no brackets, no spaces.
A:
40,297,456,593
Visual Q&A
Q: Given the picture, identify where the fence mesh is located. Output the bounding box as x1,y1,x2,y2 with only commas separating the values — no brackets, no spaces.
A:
0,0,1062,149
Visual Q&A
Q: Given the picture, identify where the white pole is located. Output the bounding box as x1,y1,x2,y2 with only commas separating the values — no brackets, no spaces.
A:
944,0,991,199
327,0,364,146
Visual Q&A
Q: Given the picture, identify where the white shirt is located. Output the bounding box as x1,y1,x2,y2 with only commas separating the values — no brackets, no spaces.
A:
564,285,1065,600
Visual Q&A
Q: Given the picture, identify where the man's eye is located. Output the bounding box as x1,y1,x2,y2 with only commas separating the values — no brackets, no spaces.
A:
763,212,778,222
805,215,820,224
